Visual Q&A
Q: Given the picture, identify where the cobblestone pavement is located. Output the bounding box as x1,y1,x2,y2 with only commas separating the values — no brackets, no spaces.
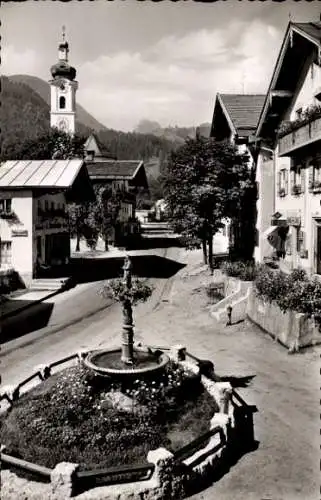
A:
1,249,320,500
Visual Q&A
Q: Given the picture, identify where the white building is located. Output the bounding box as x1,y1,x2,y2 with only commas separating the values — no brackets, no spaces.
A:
210,93,265,259
0,159,93,286
49,27,78,135
255,21,321,275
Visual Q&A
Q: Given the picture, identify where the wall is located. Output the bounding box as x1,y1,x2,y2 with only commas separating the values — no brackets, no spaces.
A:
213,219,229,255
255,153,275,263
0,191,34,286
247,289,321,349
50,79,77,134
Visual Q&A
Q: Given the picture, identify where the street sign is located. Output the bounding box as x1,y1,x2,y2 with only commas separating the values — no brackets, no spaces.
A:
11,229,28,237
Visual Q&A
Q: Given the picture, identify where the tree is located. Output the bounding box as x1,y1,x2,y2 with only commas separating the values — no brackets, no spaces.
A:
163,136,252,268
5,128,95,252
85,185,122,251
8,127,86,161
67,203,90,252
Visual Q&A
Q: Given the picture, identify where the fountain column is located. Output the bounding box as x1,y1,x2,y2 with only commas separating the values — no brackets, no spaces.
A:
121,256,134,365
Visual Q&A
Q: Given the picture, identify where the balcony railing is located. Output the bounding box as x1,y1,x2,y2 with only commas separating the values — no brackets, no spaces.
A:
278,117,321,156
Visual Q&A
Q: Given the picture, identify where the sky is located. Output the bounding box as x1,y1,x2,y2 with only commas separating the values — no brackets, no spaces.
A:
2,1,320,132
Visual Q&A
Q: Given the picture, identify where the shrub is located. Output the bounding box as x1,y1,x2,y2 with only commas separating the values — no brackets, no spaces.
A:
254,266,321,322
221,260,258,281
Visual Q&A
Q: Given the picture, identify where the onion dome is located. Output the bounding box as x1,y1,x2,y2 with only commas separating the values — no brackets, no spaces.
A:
50,61,76,81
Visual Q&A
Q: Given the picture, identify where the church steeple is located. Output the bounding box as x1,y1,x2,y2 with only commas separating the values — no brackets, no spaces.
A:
49,27,78,135
58,26,69,62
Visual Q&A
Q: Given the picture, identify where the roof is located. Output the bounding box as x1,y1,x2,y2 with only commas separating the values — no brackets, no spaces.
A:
218,94,265,135
256,22,321,138
84,133,115,159
292,22,321,45
86,160,143,179
0,159,85,188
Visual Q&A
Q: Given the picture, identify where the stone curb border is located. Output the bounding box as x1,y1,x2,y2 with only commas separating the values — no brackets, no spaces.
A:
0,344,254,500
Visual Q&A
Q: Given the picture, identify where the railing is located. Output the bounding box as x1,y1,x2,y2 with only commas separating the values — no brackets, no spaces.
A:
278,117,321,156
1,452,52,481
172,426,225,463
75,463,154,490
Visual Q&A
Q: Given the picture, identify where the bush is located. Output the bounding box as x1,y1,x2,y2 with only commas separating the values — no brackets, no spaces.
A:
254,266,321,321
221,260,258,281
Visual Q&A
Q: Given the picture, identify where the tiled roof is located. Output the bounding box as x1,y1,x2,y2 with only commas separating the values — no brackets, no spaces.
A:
87,160,143,179
293,22,321,44
0,159,84,188
219,94,265,135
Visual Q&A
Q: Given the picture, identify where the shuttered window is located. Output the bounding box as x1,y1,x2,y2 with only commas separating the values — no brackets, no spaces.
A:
278,169,288,196
0,241,12,267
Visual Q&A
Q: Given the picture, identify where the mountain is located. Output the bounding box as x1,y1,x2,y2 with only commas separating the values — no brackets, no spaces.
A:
135,119,211,143
1,76,51,158
0,75,179,194
10,74,107,133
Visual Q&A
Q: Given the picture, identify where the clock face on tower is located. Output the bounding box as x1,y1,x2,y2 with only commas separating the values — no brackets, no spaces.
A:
59,82,66,92
58,119,68,132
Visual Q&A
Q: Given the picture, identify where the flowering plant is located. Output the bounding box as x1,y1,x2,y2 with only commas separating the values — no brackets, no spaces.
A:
100,278,153,305
277,104,321,137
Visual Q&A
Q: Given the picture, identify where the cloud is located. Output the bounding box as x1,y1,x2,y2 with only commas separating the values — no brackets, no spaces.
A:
3,18,282,132
76,19,282,131
2,45,40,76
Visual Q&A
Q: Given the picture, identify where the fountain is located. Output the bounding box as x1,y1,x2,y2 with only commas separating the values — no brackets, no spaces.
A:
83,255,169,379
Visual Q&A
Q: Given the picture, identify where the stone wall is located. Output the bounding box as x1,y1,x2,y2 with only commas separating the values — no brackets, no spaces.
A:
246,288,321,351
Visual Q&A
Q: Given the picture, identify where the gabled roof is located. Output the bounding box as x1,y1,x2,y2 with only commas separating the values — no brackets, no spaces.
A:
256,21,321,139
84,133,116,159
86,160,144,180
293,22,321,45
219,94,265,134
0,159,85,188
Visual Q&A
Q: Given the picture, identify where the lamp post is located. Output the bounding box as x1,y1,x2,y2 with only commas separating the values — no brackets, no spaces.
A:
121,256,134,365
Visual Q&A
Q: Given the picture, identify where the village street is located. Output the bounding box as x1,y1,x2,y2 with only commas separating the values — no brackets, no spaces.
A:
1,248,320,500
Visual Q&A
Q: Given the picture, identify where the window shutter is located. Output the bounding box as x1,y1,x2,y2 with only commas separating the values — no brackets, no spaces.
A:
285,170,289,195
309,164,314,190
277,171,281,194
290,169,295,189
286,234,292,255
301,168,305,192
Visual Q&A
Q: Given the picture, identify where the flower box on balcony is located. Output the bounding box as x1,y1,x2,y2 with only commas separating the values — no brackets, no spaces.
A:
278,105,321,156
278,188,286,198
291,185,302,196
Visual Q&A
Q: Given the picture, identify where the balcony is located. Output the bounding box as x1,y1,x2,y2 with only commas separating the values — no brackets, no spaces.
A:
278,116,321,157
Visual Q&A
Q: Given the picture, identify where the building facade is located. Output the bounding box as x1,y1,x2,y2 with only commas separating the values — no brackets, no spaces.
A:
210,93,265,259
255,21,321,274
0,159,93,285
86,158,149,247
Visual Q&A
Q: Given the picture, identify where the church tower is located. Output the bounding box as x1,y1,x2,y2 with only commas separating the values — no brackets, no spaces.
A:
49,27,78,135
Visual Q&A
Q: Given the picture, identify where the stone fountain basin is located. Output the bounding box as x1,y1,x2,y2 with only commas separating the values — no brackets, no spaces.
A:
83,347,169,379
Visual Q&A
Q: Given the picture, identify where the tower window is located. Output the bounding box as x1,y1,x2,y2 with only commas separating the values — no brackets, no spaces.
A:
59,96,66,109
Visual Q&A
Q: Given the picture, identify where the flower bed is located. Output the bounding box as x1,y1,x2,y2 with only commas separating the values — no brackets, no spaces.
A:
0,361,217,473
0,348,254,499
254,267,321,321
247,267,321,350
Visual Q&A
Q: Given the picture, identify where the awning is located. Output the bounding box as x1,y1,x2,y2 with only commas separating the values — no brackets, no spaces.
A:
263,226,279,249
